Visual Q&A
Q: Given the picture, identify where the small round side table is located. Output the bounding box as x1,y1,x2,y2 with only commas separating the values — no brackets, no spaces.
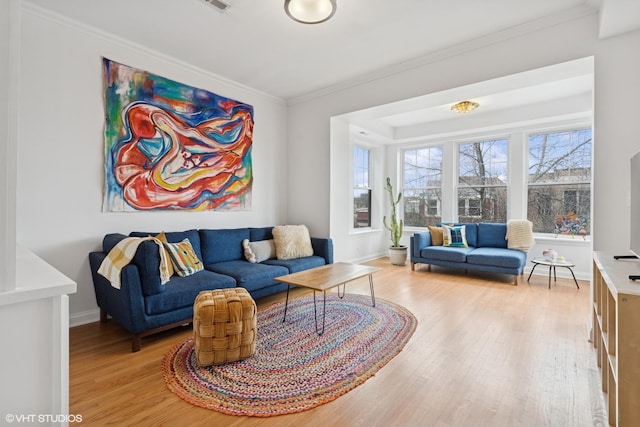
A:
527,257,580,289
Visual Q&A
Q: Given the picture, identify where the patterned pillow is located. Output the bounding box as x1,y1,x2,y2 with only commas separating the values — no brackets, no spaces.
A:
163,238,204,277
427,226,443,246
272,225,314,260
442,224,468,248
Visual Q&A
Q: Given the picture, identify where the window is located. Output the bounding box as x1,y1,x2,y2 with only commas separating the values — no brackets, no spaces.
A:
458,139,508,223
527,128,592,235
353,146,371,228
402,146,443,227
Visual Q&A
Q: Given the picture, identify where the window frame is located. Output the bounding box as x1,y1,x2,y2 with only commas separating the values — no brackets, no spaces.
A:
401,145,444,228
456,138,509,224
526,126,592,236
352,144,373,230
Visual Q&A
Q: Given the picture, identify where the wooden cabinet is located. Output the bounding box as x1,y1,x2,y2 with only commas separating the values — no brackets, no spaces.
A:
592,252,640,426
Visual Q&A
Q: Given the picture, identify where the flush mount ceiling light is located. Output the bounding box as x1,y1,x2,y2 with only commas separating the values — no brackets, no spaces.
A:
451,100,480,114
284,0,337,24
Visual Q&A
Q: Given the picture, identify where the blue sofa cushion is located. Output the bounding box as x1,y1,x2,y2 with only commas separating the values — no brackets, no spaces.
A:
206,260,289,292
439,223,478,248
263,255,326,273
144,270,236,315
466,247,526,269
420,246,475,263
478,223,508,249
199,228,250,265
249,227,274,241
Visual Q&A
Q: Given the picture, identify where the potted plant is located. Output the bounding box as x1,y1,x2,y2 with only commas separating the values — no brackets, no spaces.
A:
383,177,407,265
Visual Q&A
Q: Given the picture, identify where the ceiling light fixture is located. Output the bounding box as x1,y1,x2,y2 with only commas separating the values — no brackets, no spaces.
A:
284,0,337,24
451,101,480,114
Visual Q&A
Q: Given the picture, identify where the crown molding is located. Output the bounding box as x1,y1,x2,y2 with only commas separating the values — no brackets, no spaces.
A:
287,4,598,106
20,1,287,106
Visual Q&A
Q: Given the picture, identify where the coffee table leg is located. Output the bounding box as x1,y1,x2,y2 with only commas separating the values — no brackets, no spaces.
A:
337,283,346,299
283,285,291,323
567,267,580,289
527,263,539,282
369,274,376,307
548,266,552,289
313,290,326,335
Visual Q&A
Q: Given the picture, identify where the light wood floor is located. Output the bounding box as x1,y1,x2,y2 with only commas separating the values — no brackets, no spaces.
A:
70,259,607,427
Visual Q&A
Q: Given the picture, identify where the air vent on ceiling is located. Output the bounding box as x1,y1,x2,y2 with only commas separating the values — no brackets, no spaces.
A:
202,0,230,12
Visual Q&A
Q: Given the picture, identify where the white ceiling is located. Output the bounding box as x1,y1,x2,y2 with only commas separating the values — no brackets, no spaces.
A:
24,0,639,133
26,0,610,101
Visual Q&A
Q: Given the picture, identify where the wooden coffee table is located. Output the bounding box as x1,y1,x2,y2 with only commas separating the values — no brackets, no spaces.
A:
275,262,381,335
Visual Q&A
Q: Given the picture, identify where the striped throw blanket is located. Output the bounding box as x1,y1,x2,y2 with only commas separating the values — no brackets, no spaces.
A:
505,219,535,252
98,237,171,289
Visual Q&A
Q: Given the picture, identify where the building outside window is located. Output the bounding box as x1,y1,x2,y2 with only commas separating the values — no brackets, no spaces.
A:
353,146,371,228
527,128,592,236
458,139,508,223
403,146,443,227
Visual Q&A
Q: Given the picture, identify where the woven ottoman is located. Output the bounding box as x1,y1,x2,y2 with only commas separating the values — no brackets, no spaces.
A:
193,288,257,367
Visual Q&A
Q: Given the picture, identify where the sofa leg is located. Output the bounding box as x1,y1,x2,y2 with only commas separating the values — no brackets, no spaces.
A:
132,335,142,352
100,308,108,323
411,262,415,271
514,275,518,286
428,264,431,272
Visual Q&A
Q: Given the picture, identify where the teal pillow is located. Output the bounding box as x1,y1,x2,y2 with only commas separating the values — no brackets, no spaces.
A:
443,224,468,248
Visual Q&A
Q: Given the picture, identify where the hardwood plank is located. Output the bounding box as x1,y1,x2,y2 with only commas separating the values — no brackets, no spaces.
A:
70,259,606,426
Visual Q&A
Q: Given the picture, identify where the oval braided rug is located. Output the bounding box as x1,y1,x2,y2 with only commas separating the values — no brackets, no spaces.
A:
161,293,417,417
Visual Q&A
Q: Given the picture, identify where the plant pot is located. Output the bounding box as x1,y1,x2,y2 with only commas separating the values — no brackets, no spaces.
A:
388,246,408,266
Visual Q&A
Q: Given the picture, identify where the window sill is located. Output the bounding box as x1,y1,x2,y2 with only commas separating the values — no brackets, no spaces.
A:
534,233,591,245
349,228,382,236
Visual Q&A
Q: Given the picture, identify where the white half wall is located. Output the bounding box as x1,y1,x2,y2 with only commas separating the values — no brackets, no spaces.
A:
16,7,289,323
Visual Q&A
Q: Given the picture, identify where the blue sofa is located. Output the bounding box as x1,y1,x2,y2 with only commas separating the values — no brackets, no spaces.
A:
410,222,527,285
88,226,333,351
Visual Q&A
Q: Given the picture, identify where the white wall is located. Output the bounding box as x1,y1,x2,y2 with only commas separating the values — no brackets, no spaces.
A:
329,117,389,263
288,12,640,277
16,8,289,324
0,0,18,292
593,30,640,253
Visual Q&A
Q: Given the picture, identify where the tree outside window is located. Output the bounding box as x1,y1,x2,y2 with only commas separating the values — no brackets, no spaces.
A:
527,128,592,236
403,146,443,227
353,146,371,228
458,139,508,223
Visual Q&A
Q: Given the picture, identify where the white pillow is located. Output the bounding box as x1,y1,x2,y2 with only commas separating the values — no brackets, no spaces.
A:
242,239,276,263
272,225,314,260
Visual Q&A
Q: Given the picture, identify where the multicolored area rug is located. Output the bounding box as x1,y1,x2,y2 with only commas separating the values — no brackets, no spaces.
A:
162,293,417,417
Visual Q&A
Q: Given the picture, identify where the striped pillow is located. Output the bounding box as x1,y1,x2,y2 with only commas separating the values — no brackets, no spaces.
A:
163,238,204,277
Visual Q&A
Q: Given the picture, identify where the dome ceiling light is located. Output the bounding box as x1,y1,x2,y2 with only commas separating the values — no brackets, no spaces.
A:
451,100,480,114
284,0,337,24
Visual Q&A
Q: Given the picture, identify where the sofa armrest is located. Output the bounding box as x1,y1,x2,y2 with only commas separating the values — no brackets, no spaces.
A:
311,237,334,265
89,252,149,334
411,231,432,258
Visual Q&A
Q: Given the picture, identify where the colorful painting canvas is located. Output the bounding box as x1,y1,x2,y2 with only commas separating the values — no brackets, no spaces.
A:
102,58,253,212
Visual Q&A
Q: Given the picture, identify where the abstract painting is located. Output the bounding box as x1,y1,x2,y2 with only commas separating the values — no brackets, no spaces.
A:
102,58,253,212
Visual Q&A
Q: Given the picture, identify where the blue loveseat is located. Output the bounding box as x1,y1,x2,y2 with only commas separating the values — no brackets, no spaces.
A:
410,222,527,285
88,226,333,351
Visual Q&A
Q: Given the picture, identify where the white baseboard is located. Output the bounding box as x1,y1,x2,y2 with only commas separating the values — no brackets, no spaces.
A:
347,252,387,264
69,308,100,327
